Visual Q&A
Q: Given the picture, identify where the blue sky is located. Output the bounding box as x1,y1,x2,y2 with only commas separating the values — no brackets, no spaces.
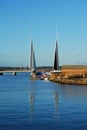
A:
0,0,87,67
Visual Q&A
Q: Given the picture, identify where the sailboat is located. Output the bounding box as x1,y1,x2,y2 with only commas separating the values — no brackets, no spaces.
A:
30,41,37,79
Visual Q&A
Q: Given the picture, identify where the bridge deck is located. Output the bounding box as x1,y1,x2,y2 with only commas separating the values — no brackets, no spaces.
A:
0,70,30,73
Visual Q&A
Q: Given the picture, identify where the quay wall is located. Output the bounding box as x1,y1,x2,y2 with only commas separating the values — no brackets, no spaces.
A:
49,65,87,85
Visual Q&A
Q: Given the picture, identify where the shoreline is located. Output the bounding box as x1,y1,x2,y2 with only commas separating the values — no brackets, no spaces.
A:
49,78,87,85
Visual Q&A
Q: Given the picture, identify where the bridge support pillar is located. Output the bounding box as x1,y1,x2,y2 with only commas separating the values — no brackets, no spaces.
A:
13,72,17,76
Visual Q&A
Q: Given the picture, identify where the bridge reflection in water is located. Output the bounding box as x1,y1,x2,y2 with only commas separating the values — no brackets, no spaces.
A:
28,81,59,125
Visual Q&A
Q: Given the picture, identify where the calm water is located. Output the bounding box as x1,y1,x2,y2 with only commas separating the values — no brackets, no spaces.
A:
0,72,87,130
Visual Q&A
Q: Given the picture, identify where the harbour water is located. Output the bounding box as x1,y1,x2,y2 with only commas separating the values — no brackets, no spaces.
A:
0,72,87,130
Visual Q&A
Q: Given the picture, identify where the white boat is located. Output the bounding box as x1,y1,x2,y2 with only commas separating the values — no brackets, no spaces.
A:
40,73,48,80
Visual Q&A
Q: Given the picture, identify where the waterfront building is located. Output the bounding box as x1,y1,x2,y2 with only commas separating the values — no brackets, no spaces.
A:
61,65,87,79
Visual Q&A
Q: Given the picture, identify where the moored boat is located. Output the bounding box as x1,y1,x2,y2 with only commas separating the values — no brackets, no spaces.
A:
40,73,48,80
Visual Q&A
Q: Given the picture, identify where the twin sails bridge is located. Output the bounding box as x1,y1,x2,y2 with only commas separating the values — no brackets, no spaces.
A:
0,36,59,76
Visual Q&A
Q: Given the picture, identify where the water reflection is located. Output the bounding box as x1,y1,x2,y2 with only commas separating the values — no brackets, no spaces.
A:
29,85,36,124
28,80,87,130
54,91,59,122
1,73,87,130
29,92,35,123
28,81,59,124
29,92,35,112
61,85,87,97
28,81,87,124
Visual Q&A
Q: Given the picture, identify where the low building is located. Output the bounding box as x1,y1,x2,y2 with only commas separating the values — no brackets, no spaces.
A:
61,65,87,79
49,70,61,80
